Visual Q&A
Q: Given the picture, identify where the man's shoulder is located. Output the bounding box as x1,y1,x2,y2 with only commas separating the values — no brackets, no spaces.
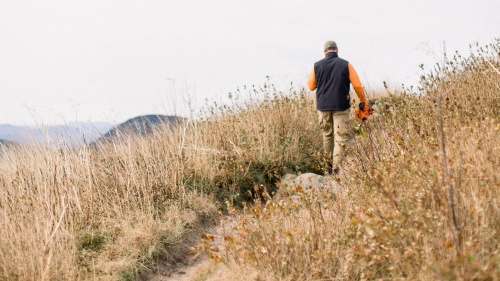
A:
315,56,349,65
338,57,349,64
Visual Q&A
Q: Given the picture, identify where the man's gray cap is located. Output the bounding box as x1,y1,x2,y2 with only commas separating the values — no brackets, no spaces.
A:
324,40,338,51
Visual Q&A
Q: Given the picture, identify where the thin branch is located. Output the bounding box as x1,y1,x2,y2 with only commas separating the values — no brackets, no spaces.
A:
485,59,500,76
437,86,462,257
41,197,68,281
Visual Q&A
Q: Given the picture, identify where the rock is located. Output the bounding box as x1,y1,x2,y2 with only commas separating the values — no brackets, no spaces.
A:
287,173,342,193
274,173,342,202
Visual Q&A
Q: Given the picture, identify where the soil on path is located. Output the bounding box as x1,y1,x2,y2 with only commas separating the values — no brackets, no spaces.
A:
145,216,238,281
146,173,340,280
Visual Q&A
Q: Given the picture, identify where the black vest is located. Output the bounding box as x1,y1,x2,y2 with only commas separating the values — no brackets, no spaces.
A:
314,52,351,111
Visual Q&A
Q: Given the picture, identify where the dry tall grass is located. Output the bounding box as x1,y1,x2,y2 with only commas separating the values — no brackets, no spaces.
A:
0,127,218,280
204,41,500,280
1,40,498,280
0,83,320,280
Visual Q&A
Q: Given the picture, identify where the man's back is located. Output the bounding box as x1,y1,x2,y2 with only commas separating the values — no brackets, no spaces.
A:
314,52,351,111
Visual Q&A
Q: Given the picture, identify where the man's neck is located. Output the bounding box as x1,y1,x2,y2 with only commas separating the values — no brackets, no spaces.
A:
325,51,338,57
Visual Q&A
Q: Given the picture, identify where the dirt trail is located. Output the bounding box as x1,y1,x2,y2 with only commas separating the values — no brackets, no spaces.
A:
147,216,238,281
147,173,338,280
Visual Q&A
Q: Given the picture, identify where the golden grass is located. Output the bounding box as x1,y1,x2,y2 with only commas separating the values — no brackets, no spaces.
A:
1,40,499,280
0,126,218,280
209,40,500,280
0,83,320,280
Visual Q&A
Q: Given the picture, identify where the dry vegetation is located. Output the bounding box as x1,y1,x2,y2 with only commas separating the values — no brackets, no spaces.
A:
204,40,500,280
1,40,499,280
0,80,321,279
0,129,218,280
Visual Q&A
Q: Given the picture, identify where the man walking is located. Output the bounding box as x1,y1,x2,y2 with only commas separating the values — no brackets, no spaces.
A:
308,40,368,175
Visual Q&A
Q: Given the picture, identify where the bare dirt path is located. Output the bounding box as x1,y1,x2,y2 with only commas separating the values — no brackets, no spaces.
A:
147,173,338,280
146,216,238,281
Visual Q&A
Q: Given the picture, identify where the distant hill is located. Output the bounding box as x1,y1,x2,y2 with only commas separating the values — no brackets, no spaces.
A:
0,122,113,146
94,115,185,143
0,139,14,146
0,116,185,147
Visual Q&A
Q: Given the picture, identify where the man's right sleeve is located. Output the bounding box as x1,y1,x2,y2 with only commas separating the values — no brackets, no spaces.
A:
307,67,316,91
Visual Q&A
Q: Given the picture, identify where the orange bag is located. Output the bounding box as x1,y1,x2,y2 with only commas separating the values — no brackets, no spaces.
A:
355,102,373,121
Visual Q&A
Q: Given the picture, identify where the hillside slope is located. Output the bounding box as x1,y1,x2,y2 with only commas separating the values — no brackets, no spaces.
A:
0,40,498,280
94,115,185,144
198,40,500,280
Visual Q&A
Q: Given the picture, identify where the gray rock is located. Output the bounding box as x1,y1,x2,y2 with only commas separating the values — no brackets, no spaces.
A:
287,173,342,193
275,173,342,201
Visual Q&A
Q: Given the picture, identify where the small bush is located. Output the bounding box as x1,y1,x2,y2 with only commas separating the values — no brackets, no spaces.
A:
79,233,106,252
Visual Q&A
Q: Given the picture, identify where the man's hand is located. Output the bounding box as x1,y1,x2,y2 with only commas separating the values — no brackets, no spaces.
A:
358,102,365,111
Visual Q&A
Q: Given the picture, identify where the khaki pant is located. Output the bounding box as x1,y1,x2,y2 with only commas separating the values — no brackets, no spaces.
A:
318,109,350,169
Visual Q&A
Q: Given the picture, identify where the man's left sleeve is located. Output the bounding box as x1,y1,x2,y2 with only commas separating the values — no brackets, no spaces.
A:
348,63,367,103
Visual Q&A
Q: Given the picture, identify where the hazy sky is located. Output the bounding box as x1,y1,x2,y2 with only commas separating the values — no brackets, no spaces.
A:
1,0,499,125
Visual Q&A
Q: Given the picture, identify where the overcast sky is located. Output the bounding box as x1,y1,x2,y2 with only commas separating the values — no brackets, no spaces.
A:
1,0,499,125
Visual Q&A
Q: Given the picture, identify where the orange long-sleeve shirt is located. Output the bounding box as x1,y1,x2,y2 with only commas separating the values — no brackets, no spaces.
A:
308,63,367,103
